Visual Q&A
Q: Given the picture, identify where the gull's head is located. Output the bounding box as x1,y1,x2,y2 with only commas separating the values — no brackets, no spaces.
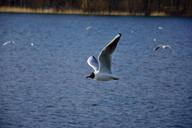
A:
86,72,95,79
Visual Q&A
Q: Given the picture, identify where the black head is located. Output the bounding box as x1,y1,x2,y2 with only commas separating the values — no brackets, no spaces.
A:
86,72,95,79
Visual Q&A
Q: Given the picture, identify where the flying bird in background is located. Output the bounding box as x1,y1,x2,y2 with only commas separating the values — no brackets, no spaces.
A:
153,44,172,51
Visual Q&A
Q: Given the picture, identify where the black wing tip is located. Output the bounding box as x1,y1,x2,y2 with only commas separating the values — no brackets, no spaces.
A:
154,46,160,51
88,56,97,61
114,33,121,40
92,56,96,59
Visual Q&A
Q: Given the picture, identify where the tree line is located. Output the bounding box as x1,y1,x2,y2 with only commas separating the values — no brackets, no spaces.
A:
0,0,192,16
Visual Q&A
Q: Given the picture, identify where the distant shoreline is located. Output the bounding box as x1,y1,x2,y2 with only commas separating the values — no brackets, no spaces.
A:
0,6,190,17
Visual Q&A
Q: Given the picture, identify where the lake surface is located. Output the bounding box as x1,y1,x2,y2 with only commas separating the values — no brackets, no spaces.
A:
0,13,192,128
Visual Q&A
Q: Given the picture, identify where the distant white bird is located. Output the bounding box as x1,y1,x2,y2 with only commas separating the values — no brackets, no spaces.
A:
2,40,15,46
153,44,172,51
30,43,34,46
153,38,157,42
86,33,122,81
158,26,163,30
86,26,92,30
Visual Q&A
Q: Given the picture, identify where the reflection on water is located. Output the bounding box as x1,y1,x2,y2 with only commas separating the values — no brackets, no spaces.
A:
0,14,192,128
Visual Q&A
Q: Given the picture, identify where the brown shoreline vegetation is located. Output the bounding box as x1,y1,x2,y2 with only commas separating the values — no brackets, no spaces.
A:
0,6,170,16
0,0,192,17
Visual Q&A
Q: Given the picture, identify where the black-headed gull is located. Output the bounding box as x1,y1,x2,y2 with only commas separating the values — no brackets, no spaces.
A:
153,44,172,51
86,33,122,81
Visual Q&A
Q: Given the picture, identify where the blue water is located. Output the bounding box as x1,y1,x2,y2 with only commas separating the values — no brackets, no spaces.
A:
0,13,192,128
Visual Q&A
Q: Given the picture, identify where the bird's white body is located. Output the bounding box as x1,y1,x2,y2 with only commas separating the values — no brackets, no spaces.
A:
162,45,170,49
93,71,118,81
86,33,122,81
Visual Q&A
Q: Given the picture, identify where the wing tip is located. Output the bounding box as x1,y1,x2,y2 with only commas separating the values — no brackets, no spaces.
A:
117,33,122,38
114,33,122,40
90,56,97,60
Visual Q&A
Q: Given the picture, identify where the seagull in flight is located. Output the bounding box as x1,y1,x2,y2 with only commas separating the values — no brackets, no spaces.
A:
86,26,92,30
153,44,172,51
86,33,122,81
2,40,15,46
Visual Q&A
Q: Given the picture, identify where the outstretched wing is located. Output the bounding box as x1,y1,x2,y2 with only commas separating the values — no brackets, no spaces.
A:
153,46,160,51
87,56,99,71
153,44,163,51
98,33,121,74
165,45,172,49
